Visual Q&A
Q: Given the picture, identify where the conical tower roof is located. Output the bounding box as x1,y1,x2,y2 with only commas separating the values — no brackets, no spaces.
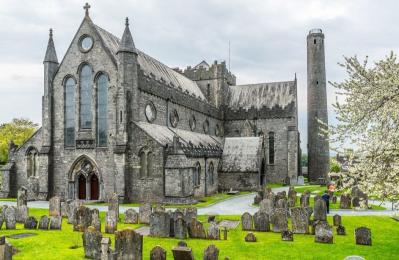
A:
44,29,58,63
117,17,137,54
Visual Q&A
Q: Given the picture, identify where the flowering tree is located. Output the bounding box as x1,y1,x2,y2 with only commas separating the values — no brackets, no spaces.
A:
331,52,399,207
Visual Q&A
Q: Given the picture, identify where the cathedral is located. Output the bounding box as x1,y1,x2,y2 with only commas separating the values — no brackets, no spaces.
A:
0,4,308,203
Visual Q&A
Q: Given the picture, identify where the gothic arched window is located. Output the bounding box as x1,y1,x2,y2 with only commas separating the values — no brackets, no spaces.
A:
269,132,275,164
194,162,201,186
97,74,108,146
208,161,214,185
139,150,147,178
80,64,93,129
26,147,38,177
65,77,76,147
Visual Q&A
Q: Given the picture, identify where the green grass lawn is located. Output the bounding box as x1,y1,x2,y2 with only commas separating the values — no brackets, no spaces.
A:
1,208,398,259
0,198,17,202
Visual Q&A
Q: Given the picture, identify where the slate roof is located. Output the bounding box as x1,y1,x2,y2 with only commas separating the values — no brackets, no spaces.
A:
227,81,296,110
94,25,206,101
220,137,262,172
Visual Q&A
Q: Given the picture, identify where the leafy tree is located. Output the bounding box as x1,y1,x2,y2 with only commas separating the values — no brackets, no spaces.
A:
0,118,38,164
330,157,340,173
330,52,399,205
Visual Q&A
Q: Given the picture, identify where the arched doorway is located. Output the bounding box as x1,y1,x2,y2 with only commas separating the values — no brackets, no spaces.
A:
90,174,99,200
69,156,101,200
78,174,86,199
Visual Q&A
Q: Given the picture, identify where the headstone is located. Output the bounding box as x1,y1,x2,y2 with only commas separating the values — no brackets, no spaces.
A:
68,200,83,224
153,205,165,213
114,229,143,260
178,241,187,247
49,215,62,230
290,207,309,234
183,207,197,224
204,244,219,260
0,235,12,260
352,197,360,208
223,227,228,240
300,193,310,207
174,216,187,239
281,230,293,241
49,196,61,217
73,206,92,232
101,237,112,260
340,194,352,209
150,211,170,237
287,187,297,207
124,208,139,224
207,222,220,240
313,199,327,221
16,205,29,223
105,210,118,234
297,176,305,185
333,214,341,226
172,245,194,260
332,196,337,204
244,232,256,242
271,208,288,232
253,211,270,232
17,186,28,207
188,218,206,239
304,206,313,220
150,245,166,260
253,194,262,205
83,226,102,259
259,198,274,217
0,206,5,229
61,202,68,218
315,221,333,244
355,227,371,246
241,212,253,231
91,209,101,232
5,206,16,229
276,198,288,209
38,215,50,230
24,216,38,229
139,203,152,224
337,225,346,235
107,192,119,221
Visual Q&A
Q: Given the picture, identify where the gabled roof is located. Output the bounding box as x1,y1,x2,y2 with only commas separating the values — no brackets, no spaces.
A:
227,81,296,110
93,24,206,101
220,137,262,172
194,60,210,69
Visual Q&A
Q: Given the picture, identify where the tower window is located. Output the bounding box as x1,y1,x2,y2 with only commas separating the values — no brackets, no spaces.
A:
269,132,275,164
207,83,211,99
97,73,108,147
316,81,319,85
64,77,76,147
120,110,123,123
80,64,93,129
314,39,316,44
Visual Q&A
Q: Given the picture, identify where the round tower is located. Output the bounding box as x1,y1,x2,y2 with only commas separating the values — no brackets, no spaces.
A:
307,28,330,183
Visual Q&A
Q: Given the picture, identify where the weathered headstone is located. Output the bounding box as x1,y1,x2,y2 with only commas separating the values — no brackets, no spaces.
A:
253,211,270,232
253,193,262,205
183,207,198,224
68,200,83,224
105,210,118,234
241,212,253,231
337,225,346,235
49,215,62,230
114,229,143,260
49,196,61,217
300,193,310,207
174,216,187,239
244,232,256,242
0,235,13,260
17,186,28,207
74,206,92,232
5,206,16,229
304,206,313,220
188,218,206,239
172,245,194,260
91,208,101,232
281,230,294,241
16,205,29,223
287,187,297,207
0,206,5,229
139,203,152,224
38,215,50,230
276,198,288,209
271,208,288,232
340,194,352,209
259,198,274,217
355,227,371,246
297,176,305,185
208,222,220,240
204,244,219,260
153,205,165,213
101,237,112,260
61,201,68,218
150,245,166,260
150,211,170,238
107,192,119,221
290,207,309,234
333,214,341,226
313,198,327,221
124,208,139,224
315,221,333,244
83,226,102,259
24,216,38,229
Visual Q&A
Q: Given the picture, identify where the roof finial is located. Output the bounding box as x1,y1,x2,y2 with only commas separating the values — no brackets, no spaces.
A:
125,17,129,27
49,28,53,38
83,2,91,16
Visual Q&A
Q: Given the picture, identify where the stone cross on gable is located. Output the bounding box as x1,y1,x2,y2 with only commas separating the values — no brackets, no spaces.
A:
84,3,91,16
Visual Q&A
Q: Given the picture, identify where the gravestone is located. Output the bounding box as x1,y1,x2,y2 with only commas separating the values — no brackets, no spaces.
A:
114,229,143,260
304,207,313,220
68,200,83,224
313,199,327,221
276,198,288,209
244,232,257,242
281,230,293,241
178,241,187,247
253,211,270,232
153,205,165,213
83,226,102,259
208,222,220,240
107,193,119,221
124,208,139,224
172,245,194,260
204,244,219,260
253,193,262,205
290,207,309,234
49,196,61,217
38,215,50,230
61,202,68,218
340,194,352,209
16,205,29,223
183,207,197,224
315,221,333,244
333,214,341,226
105,210,118,234
352,197,360,208
101,237,112,260
297,176,305,185
271,208,288,232
17,186,28,207
49,215,62,230
91,209,101,232
259,198,274,217
337,225,346,235
355,227,371,246
300,193,310,207
287,187,297,207
5,206,16,229
24,216,38,229
188,218,206,239
139,203,152,224
0,235,12,260
73,206,92,232
174,216,187,239
150,245,166,260
241,212,253,231
0,206,5,229
150,211,170,238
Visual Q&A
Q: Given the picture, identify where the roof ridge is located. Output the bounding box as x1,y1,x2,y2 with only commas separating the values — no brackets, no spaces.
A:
232,80,295,88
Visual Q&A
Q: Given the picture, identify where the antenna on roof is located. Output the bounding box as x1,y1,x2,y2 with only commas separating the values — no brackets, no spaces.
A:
228,40,231,72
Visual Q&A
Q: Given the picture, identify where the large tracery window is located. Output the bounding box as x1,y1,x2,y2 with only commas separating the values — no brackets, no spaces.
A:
269,132,275,164
97,74,108,146
65,77,76,147
80,65,93,129
26,147,38,177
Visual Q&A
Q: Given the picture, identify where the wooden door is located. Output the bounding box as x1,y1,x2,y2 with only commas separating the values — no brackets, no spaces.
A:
90,174,99,200
78,174,86,199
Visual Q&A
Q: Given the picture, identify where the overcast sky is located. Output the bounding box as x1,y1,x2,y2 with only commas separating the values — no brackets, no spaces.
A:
1,0,398,153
